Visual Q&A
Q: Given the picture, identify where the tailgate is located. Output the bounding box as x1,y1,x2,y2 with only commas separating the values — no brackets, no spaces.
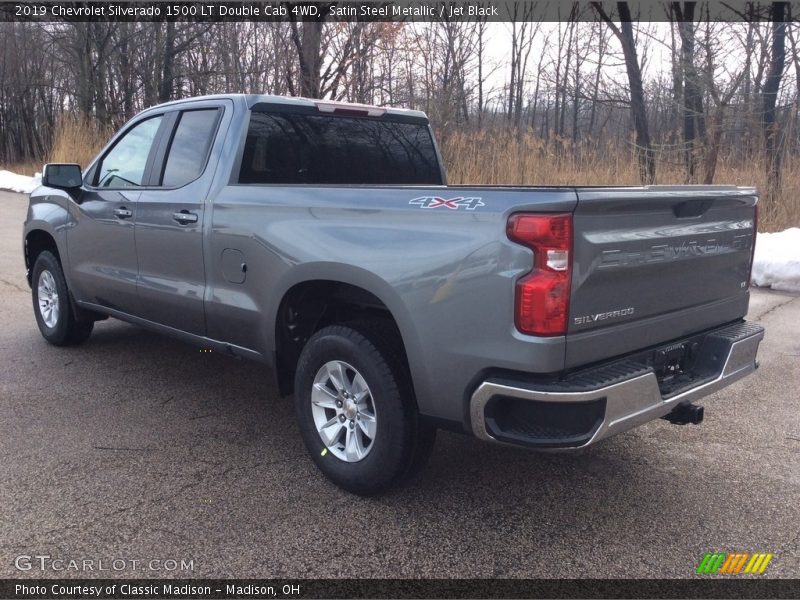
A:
566,186,757,369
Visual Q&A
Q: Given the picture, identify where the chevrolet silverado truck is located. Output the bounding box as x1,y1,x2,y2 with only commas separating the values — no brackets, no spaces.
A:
24,94,764,494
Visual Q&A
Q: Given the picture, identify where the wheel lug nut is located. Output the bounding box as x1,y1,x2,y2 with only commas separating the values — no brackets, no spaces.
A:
339,415,345,422
336,400,342,408
349,421,354,428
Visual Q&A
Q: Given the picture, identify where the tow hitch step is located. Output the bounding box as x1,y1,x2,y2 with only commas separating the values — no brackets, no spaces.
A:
663,402,704,425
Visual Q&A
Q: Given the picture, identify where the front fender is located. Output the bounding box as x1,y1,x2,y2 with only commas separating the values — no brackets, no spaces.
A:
23,189,73,286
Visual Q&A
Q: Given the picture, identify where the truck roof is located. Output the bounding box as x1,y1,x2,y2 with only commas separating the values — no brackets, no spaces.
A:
144,93,429,122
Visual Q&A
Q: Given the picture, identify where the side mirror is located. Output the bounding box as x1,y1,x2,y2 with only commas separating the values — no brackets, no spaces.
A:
42,163,82,190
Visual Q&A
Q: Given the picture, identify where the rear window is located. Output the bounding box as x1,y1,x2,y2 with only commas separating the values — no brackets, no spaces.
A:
238,111,442,185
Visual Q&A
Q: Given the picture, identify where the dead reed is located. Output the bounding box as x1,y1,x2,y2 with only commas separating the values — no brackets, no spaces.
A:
441,129,800,232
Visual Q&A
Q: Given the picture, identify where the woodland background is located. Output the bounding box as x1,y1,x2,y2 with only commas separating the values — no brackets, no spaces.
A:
1,2,799,230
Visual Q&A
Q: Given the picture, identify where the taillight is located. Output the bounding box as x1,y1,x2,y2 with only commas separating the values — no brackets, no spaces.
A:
507,213,573,336
747,202,758,289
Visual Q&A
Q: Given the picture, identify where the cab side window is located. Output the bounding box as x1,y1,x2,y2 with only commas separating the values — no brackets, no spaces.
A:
96,116,163,188
160,109,219,188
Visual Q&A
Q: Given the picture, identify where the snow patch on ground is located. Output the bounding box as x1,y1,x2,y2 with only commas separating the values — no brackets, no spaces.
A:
752,229,800,293
0,170,41,194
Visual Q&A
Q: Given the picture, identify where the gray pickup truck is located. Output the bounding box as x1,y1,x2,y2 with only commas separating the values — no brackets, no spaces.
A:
24,94,764,494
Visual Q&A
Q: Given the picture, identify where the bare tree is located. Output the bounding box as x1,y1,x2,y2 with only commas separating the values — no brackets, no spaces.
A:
506,3,539,131
672,2,706,181
699,22,746,183
593,1,656,183
763,2,789,191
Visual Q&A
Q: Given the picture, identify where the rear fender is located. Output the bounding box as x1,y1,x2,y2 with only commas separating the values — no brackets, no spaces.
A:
268,262,429,407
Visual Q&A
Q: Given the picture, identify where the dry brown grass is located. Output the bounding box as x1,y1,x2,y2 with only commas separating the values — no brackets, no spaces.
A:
441,129,800,232
47,114,112,169
1,115,110,176
0,160,41,176
11,120,798,231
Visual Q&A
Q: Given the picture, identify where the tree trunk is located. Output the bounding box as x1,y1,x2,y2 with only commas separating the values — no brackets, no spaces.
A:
674,3,706,182
763,2,788,192
593,2,656,183
477,24,484,127
290,20,324,98
159,21,175,102
589,23,606,137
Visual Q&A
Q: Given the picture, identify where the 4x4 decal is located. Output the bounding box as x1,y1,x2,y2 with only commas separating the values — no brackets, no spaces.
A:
409,196,485,210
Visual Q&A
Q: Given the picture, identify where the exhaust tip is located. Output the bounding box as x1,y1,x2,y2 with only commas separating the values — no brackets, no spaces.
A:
663,402,704,426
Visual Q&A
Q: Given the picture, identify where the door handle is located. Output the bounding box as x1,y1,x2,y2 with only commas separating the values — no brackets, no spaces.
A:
173,211,198,224
114,207,133,219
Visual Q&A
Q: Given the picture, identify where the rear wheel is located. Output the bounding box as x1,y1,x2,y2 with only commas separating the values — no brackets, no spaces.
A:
294,322,435,495
31,251,93,346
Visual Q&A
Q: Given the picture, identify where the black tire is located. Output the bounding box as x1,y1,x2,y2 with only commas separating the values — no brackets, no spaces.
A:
31,251,93,346
294,322,435,495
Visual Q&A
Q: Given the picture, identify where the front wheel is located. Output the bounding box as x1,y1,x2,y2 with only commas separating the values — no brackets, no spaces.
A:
294,323,435,495
31,251,93,346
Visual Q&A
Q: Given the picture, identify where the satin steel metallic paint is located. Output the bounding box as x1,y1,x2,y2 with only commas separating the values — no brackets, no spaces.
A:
23,93,762,441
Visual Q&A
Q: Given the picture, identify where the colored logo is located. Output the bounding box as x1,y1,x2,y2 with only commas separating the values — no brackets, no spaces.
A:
409,196,485,210
696,552,774,574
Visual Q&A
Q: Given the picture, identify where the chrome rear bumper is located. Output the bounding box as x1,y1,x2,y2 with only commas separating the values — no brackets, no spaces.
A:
470,321,764,449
